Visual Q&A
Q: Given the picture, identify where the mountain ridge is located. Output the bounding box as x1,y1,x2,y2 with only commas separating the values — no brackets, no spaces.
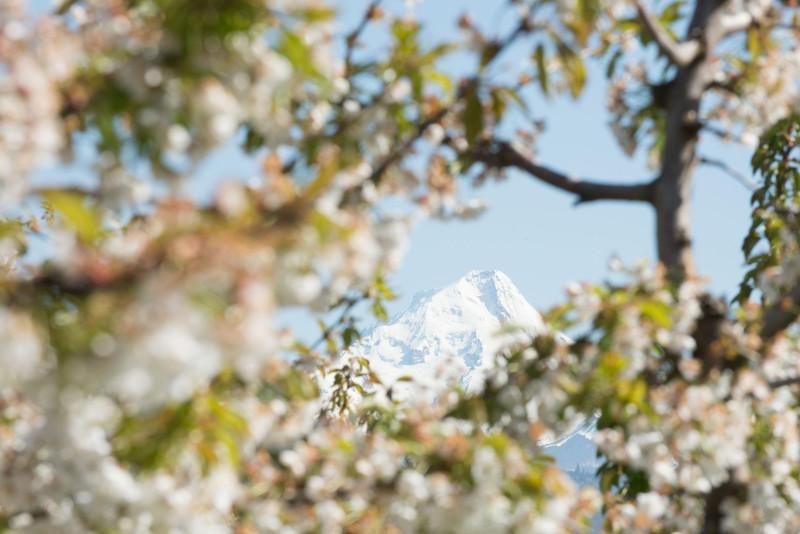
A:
355,269,544,388
351,269,600,477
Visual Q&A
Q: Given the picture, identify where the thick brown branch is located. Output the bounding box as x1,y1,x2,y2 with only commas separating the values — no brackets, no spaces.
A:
475,140,655,205
635,0,701,66
761,283,800,340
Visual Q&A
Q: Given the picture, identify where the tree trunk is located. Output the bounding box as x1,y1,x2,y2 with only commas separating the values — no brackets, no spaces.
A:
655,0,728,285
660,3,753,533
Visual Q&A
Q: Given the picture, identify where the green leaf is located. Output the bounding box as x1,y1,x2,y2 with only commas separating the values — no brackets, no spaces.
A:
605,50,623,80
490,88,507,122
463,85,484,143
43,191,103,243
640,299,672,328
391,19,420,55
371,300,388,322
373,275,396,300
214,428,241,467
342,325,360,349
659,0,684,24
742,232,760,257
597,352,627,380
747,27,761,60
480,41,502,69
0,219,26,251
574,0,600,45
296,6,336,22
557,45,586,99
423,68,454,97
483,433,509,455
534,44,550,96
278,30,322,79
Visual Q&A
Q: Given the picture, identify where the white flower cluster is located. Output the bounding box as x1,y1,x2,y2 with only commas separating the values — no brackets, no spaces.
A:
596,0,800,156
0,3,82,209
595,365,800,533
759,225,800,306
551,265,800,532
445,258,800,533
2,1,800,532
707,46,800,147
234,400,599,534
0,308,45,387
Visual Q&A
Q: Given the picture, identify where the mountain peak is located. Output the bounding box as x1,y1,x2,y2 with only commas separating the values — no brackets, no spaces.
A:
347,271,597,472
435,269,542,326
352,270,543,389
453,270,515,300
459,268,511,284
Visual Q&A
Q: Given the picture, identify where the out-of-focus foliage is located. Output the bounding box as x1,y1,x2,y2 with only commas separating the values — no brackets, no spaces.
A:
739,114,800,305
1,0,800,532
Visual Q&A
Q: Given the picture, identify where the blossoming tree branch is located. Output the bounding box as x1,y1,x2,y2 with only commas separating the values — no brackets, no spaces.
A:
1,0,799,532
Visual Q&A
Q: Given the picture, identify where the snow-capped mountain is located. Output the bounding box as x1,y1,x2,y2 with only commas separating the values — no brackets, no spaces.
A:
353,269,599,475
355,269,544,391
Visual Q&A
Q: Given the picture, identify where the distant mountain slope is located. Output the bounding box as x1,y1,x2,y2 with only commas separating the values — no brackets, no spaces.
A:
355,269,544,390
352,270,600,478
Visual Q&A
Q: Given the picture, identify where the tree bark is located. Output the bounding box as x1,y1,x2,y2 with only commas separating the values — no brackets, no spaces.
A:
701,478,745,534
654,0,730,285
653,0,744,284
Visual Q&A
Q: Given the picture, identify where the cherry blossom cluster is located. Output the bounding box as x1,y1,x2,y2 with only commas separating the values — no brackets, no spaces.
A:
0,1,599,531
2,0,800,532
464,259,800,532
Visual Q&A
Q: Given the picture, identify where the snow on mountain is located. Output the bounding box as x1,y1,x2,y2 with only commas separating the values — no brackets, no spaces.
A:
354,269,544,391
351,269,600,476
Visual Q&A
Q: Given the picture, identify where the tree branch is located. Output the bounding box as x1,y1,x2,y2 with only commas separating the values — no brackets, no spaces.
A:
367,17,530,186
699,155,757,191
343,1,382,77
55,0,79,15
474,140,655,205
769,375,800,389
701,477,745,534
368,107,449,184
635,0,701,66
761,282,800,340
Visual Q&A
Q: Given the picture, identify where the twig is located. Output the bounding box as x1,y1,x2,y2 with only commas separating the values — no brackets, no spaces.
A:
699,156,758,191
368,17,531,185
309,295,363,352
343,1,383,78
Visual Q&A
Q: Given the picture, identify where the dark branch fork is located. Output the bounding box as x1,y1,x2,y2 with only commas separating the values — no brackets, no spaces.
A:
634,0,701,66
465,1,765,285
